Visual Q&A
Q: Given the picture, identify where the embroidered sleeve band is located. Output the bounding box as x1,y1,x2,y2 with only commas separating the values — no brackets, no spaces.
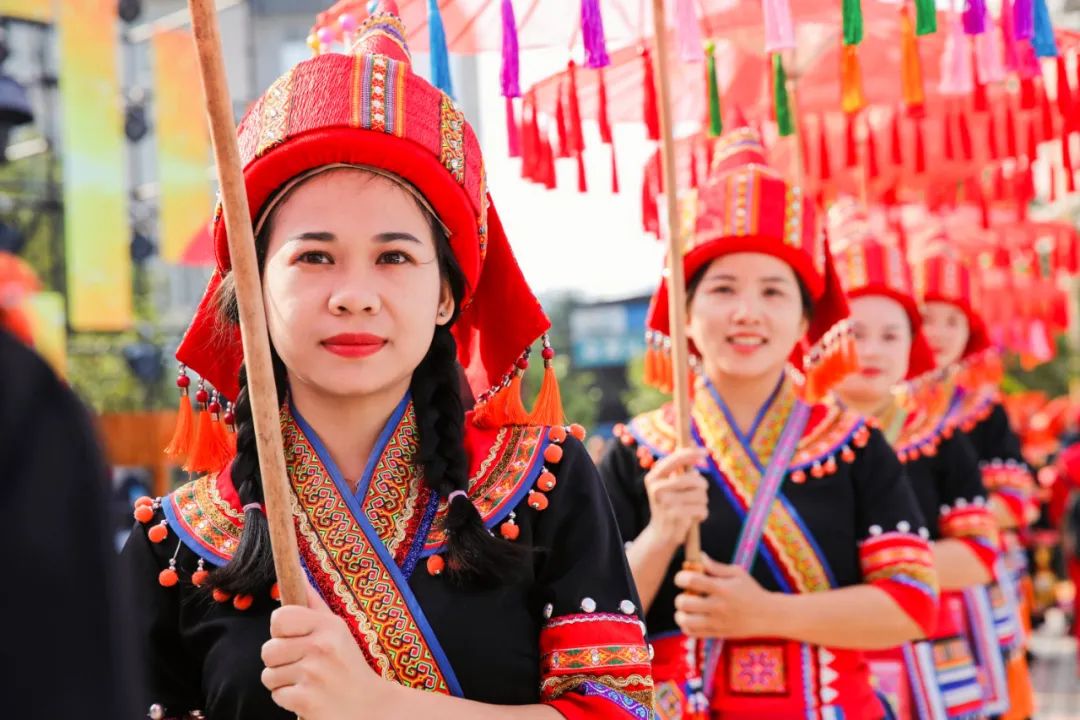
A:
939,501,1000,575
859,532,940,636
539,613,654,720
981,461,1034,529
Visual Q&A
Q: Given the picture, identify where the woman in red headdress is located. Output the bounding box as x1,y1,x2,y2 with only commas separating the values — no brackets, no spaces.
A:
916,249,1036,720
121,6,652,719
829,203,998,720
600,125,938,719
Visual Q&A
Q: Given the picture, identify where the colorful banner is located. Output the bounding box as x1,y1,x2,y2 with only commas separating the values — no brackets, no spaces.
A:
24,291,67,377
0,0,54,22
153,29,214,263
57,0,133,330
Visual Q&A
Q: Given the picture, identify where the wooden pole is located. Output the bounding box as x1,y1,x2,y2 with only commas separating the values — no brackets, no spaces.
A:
649,0,700,564
187,0,308,607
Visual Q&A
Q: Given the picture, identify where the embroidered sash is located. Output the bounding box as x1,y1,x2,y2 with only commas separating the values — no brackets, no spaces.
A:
285,397,462,695
702,397,811,698
693,379,835,595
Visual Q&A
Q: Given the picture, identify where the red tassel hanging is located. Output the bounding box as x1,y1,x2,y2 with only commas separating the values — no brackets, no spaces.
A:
610,143,620,193
642,48,660,141
845,113,858,167
566,61,585,154
575,150,587,192
987,109,1000,160
819,115,833,181
554,82,570,158
539,131,557,189
1027,116,1038,162
866,118,880,178
958,110,973,160
641,172,659,235
943,110,955,160
1056,56,1074,134
1020,76,1036,109
891,111,903,166
689,140,700,189
1049,162,1059,201
1038,81,1055,141
993,165,1006,200
506,97,521,158
915,118,927,173
1064,135,1076,192
973,46,988,112
521,93,540,181
597,67,613,144
1006,103,1019,157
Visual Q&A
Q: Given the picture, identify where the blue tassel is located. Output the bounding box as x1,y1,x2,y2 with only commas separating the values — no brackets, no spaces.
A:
1031,0,1058,57
427,0,454,96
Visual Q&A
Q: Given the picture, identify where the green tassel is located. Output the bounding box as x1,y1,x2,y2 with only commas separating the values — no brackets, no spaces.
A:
773,54,794,137
705,41,723,137
843,0,864,45
914,0,937,35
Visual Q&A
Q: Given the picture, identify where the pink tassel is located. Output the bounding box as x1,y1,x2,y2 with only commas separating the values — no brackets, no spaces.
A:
675,0,705,62
581,0,610,68
974,29,1005,84
1018,39,1041,79
500,0,520,98
1001,0,1021,71
939,14,974,96
763,0,796,52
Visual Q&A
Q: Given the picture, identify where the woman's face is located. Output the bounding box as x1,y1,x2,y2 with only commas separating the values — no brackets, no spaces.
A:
836,294,912,407
920,300,970,368
687,252,809,384
261,169,453,401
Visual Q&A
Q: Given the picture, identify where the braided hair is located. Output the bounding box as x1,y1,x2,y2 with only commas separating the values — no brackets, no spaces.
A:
209,170,525,594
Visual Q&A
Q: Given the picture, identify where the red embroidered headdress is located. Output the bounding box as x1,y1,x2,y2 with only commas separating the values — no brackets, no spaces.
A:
644,121,856,402
167,1,559,471
829,199,936,381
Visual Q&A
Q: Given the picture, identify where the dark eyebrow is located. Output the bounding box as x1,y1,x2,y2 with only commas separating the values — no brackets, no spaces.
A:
289,231,335,243
288,231,422,244
375,232,422,244
759,275,795,284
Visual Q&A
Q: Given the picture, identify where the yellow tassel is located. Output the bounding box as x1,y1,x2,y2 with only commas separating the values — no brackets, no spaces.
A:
528,362,565,427
164,391,194,462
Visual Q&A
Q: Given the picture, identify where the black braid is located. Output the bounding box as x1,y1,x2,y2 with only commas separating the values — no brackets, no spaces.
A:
207,358,288,596
410,324,527,586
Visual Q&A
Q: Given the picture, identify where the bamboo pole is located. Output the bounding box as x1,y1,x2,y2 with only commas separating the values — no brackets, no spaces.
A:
187,0,308,607
649,0,700,564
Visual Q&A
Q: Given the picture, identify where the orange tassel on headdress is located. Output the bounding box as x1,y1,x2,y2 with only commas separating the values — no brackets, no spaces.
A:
164,372,195,462
643,342,658,387
185,388,231,474
472,362,532,429
900,7,925,111
528,340,565,427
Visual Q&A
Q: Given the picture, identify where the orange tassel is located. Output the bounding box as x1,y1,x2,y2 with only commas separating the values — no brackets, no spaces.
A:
659,349,674,394
643,345,657,387
528,362,565,427
213,414,235,469
841,44,865,115
472,370,531,428
164,391,194,462
184,406,217,473
900,8,925,111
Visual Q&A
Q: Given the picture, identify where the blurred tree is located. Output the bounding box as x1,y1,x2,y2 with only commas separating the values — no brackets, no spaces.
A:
622,353,669,418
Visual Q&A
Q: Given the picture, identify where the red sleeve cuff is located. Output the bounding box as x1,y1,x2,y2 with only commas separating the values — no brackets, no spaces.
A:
860,532,940,637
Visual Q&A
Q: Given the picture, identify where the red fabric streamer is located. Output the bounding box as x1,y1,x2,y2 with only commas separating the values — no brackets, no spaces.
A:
1006,103,1019,157
819,115,833,180
642,48,660,141
891,111,903,165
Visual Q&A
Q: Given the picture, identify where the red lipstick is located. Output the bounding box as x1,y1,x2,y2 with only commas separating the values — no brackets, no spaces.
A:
321,333,387,358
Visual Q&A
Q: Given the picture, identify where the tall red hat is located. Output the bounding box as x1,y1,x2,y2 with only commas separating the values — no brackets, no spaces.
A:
829,199,937,381
644,122,856,402
912,244,992,360
172,1,557,467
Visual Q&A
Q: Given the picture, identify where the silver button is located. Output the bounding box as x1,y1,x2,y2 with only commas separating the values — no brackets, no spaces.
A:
619,599,636,615
581,597,597,613
869,524,882,536
897,521,911,533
